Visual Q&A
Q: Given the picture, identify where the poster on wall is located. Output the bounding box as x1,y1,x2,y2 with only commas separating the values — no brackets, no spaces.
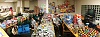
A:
48,0,75,14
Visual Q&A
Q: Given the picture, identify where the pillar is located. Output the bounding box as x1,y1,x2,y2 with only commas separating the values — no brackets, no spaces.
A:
16,0,21,14
20,0,24,13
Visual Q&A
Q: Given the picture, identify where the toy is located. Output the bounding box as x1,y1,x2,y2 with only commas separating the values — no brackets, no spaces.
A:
73,14,82,25
78,26,99,37
64,14,73,25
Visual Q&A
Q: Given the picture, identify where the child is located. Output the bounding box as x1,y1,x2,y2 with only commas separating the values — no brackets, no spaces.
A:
31,18,36,30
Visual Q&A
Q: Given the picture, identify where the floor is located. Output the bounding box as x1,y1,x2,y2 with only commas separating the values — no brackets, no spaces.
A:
8,27,75,37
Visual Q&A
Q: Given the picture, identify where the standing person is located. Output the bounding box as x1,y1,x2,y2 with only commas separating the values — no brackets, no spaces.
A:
10,7,13,16
26,17,31,28
57,15,63,37
52,15,61,37
34,14,40,25
31,18,36,30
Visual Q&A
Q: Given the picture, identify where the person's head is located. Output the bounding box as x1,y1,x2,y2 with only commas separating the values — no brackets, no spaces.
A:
49,3,52,5
32,18,34,20
21,19,23,22
52,2,55,6
27,17,29,20
97,23,99,25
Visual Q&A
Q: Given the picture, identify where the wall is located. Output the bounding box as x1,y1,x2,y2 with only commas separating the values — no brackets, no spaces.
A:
0,2,13,9
29,0,38,10
49,0,65,6
0,2,16,12
76,0,100,14
49,0,76,14
24,1,29,7
38,0,46,8
13,2,17,12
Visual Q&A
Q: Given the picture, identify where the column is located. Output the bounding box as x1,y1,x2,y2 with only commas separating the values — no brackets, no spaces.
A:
20,0,24,13
16,0,21,14
46,0,48,13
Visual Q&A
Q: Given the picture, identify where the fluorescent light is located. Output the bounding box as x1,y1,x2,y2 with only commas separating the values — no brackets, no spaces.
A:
5,1,13,2
46,0,48,13
4,0,14,2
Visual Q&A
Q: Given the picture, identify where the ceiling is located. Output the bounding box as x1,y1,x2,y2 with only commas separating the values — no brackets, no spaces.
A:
0,0,18,2
0,0,33,2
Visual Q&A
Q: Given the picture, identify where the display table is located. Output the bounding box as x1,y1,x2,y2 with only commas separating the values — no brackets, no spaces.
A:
63,21,78,37
0,27,9,37
31,22,55,37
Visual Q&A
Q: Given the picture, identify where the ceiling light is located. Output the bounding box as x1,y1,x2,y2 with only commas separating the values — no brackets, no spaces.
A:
4,0,14,2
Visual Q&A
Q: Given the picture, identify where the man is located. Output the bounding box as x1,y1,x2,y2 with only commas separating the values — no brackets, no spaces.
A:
52,14,62,37
31,18,36,30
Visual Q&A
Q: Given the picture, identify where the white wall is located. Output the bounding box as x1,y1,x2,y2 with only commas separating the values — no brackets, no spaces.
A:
0,2,13,9
0,2,16,11
76,0,100,14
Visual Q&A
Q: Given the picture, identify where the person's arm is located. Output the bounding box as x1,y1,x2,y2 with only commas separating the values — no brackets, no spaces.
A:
53,18,56,23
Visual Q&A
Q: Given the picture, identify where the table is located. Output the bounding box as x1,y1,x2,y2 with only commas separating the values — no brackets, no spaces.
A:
31,22,55,37
0,27,9,37
63,21,78,37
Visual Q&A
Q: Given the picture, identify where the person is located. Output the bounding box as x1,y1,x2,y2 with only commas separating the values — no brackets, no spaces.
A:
52,14,61,37
26,17,31,28
34,23,38,33
18,18,24,26
31,18,36,30
34,14,40,25
57,15,63,37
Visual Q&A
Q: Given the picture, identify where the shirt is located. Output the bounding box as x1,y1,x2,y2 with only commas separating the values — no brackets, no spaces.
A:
53,18,59,24
31,20,36,25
